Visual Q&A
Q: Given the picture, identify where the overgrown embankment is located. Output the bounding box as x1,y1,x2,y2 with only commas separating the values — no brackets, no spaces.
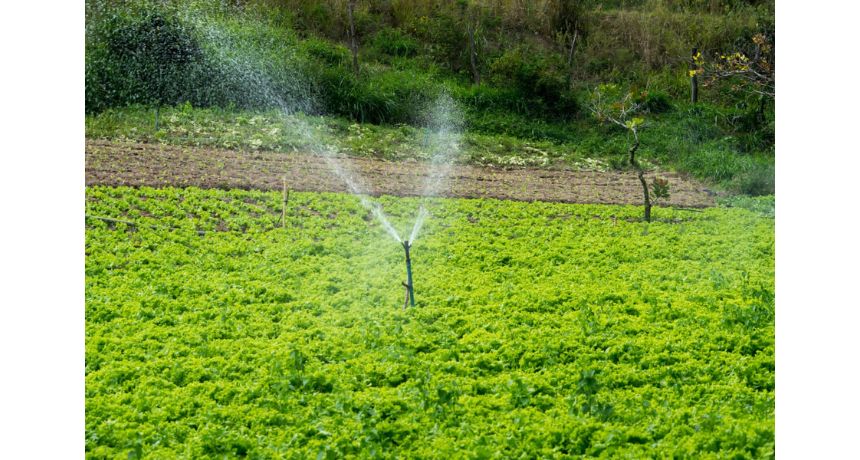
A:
85,0,774,194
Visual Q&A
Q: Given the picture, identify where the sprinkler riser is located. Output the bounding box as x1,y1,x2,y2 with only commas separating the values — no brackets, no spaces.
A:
403,241,415,307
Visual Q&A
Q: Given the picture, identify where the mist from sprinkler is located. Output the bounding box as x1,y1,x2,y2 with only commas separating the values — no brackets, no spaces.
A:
183,9,462,306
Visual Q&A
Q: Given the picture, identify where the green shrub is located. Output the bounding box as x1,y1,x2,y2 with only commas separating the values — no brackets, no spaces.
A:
640,90,672,114
301,37,350,66
86,4,310,113
490,46,564,100
372,28,419,57
678,146,742,183
488,45,578,117
311,64,439,124
734,163,775,196
448,84,527,113
404,12,466,73
86,9,205,112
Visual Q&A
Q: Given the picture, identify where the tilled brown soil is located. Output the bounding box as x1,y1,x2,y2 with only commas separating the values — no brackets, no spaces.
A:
86,139,719,207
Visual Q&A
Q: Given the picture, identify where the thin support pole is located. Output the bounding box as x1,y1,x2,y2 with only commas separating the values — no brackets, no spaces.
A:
281,177,289,228
403,241,415,308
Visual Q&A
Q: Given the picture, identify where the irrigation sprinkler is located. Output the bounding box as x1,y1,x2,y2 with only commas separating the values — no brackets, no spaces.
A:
402,240,415,308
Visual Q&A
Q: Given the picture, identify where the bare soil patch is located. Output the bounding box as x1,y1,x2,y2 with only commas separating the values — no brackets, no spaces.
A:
86,139,718,207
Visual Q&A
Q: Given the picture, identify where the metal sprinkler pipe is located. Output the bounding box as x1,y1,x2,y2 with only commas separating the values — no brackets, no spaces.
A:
402,240,415,308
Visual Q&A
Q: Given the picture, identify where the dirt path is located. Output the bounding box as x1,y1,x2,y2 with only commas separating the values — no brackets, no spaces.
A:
85,139,718,207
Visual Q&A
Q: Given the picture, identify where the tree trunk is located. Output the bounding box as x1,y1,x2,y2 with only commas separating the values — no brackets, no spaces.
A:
567,29,578,68
347,0,359,75
628,131,651,222
757,94,767,126
690,47,699,104
637,169,652,222
468,23,480,86
566,29,578,87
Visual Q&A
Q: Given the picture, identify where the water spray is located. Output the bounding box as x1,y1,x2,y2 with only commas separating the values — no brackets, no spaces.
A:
188,21,459,309
402,240,415,308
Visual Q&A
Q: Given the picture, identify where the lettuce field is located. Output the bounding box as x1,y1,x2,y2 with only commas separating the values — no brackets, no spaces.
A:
85,186,774,458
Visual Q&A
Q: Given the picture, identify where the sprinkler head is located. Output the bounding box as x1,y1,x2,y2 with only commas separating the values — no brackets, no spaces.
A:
402,240,411,262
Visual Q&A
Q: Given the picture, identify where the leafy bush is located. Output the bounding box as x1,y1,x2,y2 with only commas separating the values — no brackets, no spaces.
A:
86,3,310,113
734,163,775,196
678,146,743,183
86,9,206,112
309,64,439,124
640,90,673,114
372,27,419,57
448,84,528,113
404,12,467,73
300,37,350,66
489,45,569,111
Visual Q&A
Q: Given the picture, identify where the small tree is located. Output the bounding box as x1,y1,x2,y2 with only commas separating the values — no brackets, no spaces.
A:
697,33,775,124
700,33,774,100
589,84,669,222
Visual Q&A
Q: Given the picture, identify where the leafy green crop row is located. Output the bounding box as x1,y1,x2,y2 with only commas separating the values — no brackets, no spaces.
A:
86,186,774,458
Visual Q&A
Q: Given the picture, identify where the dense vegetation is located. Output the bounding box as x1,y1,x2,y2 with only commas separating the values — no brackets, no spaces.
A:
86,186,774,458
85,0,774,194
